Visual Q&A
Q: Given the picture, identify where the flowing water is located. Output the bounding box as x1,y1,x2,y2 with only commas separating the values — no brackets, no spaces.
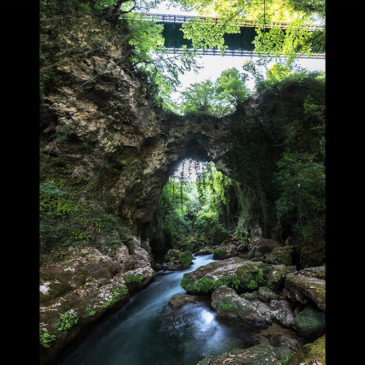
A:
61,254,257,365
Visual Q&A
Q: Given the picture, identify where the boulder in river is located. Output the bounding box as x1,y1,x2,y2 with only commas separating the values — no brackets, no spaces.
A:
213,243,239,259
283,265,325,311
211,286,270,328
168,294,199,309
181,257,268,294
164,249,193,270
211,286,295,329
195,247,214,256
293,305,325,338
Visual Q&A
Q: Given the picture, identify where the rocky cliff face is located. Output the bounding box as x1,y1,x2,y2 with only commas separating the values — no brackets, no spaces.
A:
40,10,233,248
40,10,235,362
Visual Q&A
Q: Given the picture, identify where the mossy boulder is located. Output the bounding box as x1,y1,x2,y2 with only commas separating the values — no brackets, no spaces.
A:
288,336,325,365
211,286,294,329
40,247,120,304
180,257,268,294
40,241,155,364
264,246,294,266
266,264,288,291
195,247,213,255
253,238,280,255
213,244,238,259
197,344,293,365
284,265,325,311
240,291,258,300
293,305,325,338
258,287,278,302
211,286,270,327
165,249,193,270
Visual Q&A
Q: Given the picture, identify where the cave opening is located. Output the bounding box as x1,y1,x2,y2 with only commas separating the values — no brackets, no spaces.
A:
152,157,242,259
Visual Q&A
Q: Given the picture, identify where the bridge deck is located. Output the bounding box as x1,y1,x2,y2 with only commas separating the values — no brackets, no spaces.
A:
166,48,325,59
125,13,325,57
135,13,325,31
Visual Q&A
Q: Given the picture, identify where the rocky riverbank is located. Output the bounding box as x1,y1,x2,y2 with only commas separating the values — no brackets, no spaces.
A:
174,238,325,364
40,237,155,364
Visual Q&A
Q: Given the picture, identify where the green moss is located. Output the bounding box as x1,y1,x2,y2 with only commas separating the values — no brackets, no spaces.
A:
217,296,244,312
179,251,193,268
180,274,195,290
124,274,144,287
288,336,325,365
293,306,325,337
240,291,258,300
84,307,96,317
194,277,216,293
102,287,128,308
234,262,267,291
213,249,228,259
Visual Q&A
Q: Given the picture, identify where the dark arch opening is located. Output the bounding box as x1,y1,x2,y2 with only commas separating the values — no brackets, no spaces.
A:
149,157,241,260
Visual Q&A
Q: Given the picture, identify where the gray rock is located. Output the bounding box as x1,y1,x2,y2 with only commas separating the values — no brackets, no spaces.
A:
284,265,325,311
168,294,198,309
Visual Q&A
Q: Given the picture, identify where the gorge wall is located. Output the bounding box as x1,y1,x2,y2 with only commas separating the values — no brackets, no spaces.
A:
40,8,238,256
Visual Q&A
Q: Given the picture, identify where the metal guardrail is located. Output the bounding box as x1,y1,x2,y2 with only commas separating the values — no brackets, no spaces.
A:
165,48,325,59
131,13,325,32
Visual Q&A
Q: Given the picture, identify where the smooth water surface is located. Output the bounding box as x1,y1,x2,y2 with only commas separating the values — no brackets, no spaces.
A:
61,254,255,365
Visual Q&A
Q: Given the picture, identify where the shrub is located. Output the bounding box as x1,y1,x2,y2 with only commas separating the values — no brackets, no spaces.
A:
40,332,56,348
57,312,78,332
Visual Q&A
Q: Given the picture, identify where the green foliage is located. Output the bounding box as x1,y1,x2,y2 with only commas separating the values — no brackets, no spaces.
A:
57,312,78,332
247,279,258,289
158,160,235,250
175,0,323,59
224,72,325,237
40,181,77,217
180,68,249,116
234,263,266,291
124,274,144,286
215,68,250,106
274,152,325,239
84,307,97,317
40,332,57,348
179,251,193,267
253,19,317,62
213,249,228,259
102,286,128,308
180,274,195,290
39,153,137,261
266,64,291,82
288,0,325,17
194,277,216,293
181,81,218,115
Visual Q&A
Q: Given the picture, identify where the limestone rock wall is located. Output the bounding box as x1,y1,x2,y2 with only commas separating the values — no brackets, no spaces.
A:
40,10,233,247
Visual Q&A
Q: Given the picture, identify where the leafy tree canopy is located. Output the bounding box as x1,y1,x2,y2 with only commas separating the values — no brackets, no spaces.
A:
180,67,250,116
171,0,324,61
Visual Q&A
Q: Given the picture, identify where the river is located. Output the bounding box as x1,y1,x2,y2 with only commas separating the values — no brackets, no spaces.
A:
60,254,257,365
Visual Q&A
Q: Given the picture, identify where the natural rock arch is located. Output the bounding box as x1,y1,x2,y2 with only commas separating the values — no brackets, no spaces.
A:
40,52,236,253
